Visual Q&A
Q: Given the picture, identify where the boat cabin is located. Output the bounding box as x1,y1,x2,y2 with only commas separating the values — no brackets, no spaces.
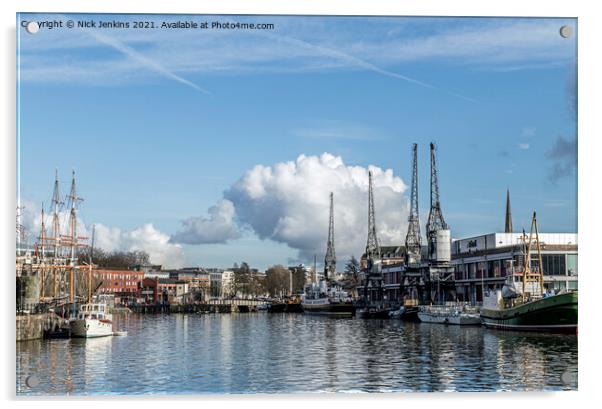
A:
77,303,110,320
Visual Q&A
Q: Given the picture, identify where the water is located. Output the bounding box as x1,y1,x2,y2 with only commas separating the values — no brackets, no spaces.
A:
16,313,578,395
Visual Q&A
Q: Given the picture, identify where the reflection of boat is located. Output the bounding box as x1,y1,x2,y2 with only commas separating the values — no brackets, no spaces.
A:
70,303,113,338
480,213,578,333
302,280,355,317
418,304,481,325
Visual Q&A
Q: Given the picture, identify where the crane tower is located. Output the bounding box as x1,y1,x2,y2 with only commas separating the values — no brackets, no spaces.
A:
324,192,336,280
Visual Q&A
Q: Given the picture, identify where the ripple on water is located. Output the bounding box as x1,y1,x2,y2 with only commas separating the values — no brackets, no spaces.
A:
16,314,577,395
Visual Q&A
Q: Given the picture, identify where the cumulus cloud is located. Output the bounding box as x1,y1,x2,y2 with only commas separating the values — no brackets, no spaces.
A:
170,199,240,244
95,223,184,268
17,200,184,268
173,153,410,264
546,135,577,181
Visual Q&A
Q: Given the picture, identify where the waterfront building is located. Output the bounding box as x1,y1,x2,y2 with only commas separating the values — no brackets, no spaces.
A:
451,232,578,304
93,268,144,305
359,245,405,270
137,277,189,304
221,270,235,297
131,263,165,278
209,270,223,298
377,232,577,306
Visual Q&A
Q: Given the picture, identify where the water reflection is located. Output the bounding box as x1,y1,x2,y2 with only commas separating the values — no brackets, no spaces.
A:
16,314,577,395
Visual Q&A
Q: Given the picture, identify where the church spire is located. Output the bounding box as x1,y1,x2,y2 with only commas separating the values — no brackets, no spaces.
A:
505,189,513,233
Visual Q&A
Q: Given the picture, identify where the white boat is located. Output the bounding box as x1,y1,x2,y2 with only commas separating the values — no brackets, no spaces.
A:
70,303,114,338
418,304,481,325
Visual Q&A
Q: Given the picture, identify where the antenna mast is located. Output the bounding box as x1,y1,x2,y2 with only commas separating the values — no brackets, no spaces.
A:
324,192,336,280
405,143,422,265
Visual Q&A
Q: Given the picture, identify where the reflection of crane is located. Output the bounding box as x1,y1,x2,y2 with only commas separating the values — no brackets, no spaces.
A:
324,192,336,280
405,143,422,265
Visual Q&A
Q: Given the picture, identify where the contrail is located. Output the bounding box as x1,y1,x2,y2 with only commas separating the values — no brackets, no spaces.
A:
84,27,211,95
260,30,477,103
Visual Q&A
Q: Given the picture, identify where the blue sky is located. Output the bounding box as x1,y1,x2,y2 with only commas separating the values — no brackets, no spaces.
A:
17,14,577,270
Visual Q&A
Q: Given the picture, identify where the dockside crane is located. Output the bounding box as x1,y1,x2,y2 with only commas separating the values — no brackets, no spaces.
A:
405,143,422,265
324,192,336,281
424,143,454,303
400,144,425,305
362,171,384,306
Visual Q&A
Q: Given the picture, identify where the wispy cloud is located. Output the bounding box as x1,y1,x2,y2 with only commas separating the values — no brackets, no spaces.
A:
545,135,577,181
522,126,536,137
18,15,575,100
84,28,211,94
518,143,530,150
291,120,387,142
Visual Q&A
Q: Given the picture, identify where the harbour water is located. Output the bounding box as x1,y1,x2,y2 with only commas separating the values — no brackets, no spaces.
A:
16,313,577,395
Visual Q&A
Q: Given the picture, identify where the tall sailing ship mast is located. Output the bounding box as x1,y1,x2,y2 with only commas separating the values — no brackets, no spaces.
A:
35,170,90,307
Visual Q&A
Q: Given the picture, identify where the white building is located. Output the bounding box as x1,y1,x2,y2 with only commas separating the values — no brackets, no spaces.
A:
221,270,235,297
451,232,578,304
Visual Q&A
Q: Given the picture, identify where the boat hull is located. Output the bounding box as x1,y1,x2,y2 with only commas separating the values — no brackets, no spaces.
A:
400,307,420,322
302,302,355,317
357,307,390,319
480,291,577,332
267,303,286,313
70,318,113,338
418,307,481,325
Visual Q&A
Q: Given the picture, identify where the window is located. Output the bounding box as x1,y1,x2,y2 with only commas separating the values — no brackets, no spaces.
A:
567,254,578,276
542,254,566,276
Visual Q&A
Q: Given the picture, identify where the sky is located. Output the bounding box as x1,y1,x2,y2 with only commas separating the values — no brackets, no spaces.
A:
17,14,577,271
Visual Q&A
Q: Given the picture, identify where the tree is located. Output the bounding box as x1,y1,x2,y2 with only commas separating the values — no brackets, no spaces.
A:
233,262,252,297
343,256,361,297
78,248,151,270
264,265,290,298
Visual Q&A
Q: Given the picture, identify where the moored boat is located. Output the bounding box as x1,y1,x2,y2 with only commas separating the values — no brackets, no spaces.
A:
389,298,420,321
302,280,355,317
480,290,577,332
357,305,390,319
479,212,578,333
417,304,481,325
69,302,113,338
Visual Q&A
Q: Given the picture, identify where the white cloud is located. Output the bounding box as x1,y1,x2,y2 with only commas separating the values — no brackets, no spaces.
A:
175,153,410,264
170,199,240,244
95,223,185,268
518,143,530,150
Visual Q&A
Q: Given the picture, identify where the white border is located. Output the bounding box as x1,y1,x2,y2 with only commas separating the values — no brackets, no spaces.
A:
2,1,600,408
